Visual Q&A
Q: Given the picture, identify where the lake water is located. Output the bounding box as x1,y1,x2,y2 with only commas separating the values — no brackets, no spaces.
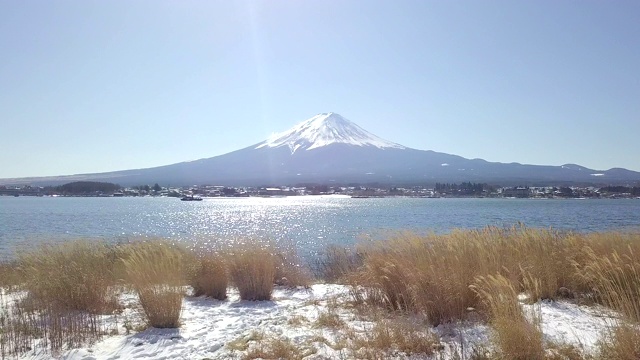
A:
1,196,639,260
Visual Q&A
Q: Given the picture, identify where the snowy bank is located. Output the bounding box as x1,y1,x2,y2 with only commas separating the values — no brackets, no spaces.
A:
3,284,616,360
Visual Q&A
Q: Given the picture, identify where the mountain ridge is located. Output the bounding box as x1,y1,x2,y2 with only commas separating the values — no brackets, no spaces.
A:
1,113,639,186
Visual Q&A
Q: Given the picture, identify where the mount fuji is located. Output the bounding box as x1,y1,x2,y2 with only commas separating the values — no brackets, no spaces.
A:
3,113,640,186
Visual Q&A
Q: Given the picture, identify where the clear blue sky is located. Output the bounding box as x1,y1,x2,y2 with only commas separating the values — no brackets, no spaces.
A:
1,1,639,178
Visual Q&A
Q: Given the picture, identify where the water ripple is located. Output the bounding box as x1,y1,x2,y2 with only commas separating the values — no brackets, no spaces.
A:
1,196,640,260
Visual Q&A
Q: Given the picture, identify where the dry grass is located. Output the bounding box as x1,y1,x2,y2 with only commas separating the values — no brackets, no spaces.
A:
4,230,640,358
340,228,640,358
0,237,316,356
1,241,124,357
314,310,345,329
0,294,36,358
472,274,545,360
315,245,363,283
577,240,640,360
596,324,640,360
122,241,186,328
349,318,441,359
187,252,228,300
243,336,315,360
227,244,277,301
0,290,110,358
578,246,640,322
349,229,495,323
0,261,23,292
274,251,314,288
230,331,316,360
17,240,119,313
226,330,265,352
287,314,309,327
545,342,588,360
341,227,640,326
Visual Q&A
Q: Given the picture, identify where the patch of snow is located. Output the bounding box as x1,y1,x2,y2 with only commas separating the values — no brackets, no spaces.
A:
441,163,449,167
7,286,619,359
56,285,351,360
256,113,406,154
524,300,614,352
590,173,605,177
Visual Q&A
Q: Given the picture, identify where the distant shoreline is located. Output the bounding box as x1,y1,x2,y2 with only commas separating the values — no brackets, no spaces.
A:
3,194,640,200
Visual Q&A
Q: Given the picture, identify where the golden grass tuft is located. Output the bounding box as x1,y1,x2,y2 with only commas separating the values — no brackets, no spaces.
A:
243,336,314,360
227,244,277,301
226,330,265,352
1,241,125,357
349,318,441,358
122,241,186,328
187,252,228,300
577,240,640,359
471,274,545,360
578,245,640,322
18,240,118,313
348,229,510,323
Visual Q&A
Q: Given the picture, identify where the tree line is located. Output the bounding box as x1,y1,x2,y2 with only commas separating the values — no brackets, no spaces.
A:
599,186,640,196
53,181,121,194
46,181,163,195
434,182,496,195
131,183,162,193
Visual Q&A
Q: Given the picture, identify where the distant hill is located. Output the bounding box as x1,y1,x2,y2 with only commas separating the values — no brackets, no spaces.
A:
2,113,640,186
55,181,121,195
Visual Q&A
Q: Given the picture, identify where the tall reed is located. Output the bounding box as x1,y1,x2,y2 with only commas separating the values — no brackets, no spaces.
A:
187,252,228,300
227,244,277,301
122,241,186,328
18,240,118,313
345,226,617,324
0,261,22,292
0,290,108,357
471,274,544,360
577,239,640,359
579,246,640,322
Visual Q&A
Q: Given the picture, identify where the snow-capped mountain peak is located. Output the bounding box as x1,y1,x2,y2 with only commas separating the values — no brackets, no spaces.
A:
256,113,406,154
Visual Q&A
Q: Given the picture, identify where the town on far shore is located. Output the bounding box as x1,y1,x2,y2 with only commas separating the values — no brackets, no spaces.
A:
1,181,640,199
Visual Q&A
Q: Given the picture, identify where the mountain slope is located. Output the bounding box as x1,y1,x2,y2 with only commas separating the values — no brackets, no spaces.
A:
2,113,639,186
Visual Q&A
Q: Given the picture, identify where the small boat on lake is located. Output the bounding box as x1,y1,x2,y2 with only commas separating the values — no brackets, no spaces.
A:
180,195,203,201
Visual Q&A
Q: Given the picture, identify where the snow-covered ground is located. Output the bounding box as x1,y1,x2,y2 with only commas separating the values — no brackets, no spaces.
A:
4,285,616,360
526,300,614,351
